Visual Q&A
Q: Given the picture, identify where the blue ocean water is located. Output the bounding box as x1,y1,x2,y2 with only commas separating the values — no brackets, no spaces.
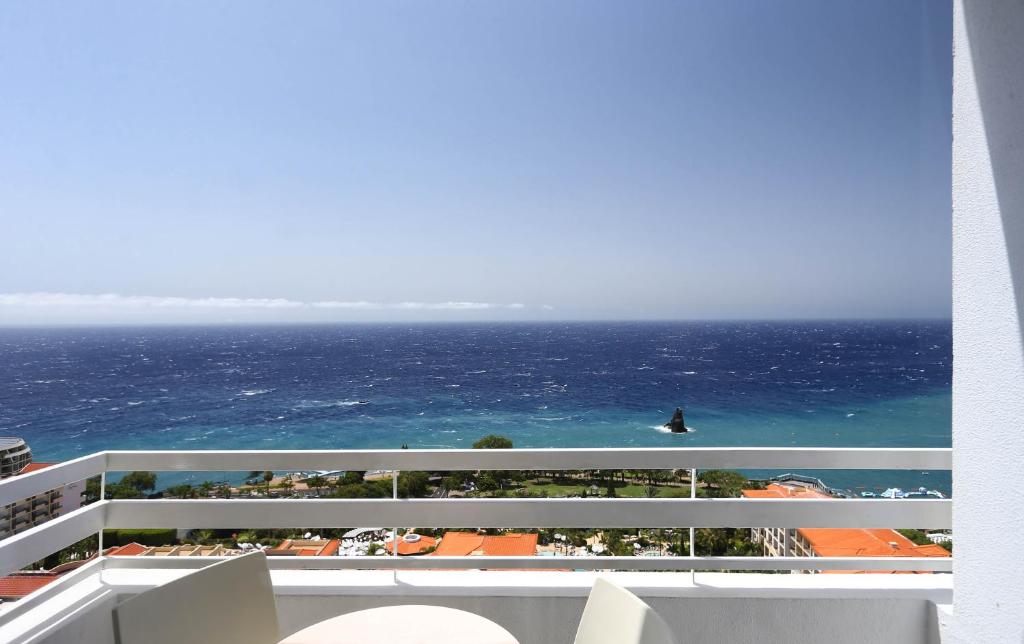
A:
0,322,951,494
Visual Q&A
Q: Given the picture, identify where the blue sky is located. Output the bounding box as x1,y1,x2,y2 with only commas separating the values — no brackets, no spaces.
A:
0,1,952,324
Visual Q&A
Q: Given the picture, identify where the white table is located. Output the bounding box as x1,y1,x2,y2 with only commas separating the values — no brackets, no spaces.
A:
278,604,520,644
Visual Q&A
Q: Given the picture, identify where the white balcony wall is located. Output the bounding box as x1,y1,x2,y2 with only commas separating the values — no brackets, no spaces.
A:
953,0,1024,642
17,569,949,644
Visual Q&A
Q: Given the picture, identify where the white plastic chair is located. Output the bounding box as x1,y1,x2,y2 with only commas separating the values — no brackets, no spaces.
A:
573,578,677,644
113,551,279,644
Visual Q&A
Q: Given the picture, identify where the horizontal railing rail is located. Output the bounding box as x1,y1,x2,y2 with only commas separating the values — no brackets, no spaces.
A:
0,452,105,508
102,498,951,530
0,448,953,580
102,554,952,572
102,447,952,473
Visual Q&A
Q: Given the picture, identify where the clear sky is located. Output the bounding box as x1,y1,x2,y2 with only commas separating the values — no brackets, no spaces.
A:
0,1,952,324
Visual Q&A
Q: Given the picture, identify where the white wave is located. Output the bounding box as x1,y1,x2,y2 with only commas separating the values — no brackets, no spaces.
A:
650,425,696,434
240,389,274,396
333,400,369,407
682,371,697,375
297,399,369,408
845,413,856,418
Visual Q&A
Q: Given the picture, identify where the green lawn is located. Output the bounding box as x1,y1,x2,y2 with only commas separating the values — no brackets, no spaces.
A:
521,479,691,498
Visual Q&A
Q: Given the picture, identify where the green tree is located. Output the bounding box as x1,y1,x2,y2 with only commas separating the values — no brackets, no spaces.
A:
697,470,750,498
477,472,500,492
107,471,158,498
262,471,274,495
308,475,326,497
342,471,365,485
166,484,194,499
398,471,430,498
472,435,513,489
280,477,295,496
84,476,103,503
472,435,514,450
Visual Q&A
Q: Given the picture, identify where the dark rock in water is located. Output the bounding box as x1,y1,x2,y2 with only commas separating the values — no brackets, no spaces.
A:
665,407,687,433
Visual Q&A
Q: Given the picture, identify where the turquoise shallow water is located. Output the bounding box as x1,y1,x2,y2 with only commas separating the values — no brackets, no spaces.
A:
0,321,951,494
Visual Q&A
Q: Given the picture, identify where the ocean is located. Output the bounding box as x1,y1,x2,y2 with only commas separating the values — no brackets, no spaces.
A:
0,321,951,494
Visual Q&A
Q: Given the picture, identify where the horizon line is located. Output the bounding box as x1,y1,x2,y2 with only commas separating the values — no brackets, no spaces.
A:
0,316,954,330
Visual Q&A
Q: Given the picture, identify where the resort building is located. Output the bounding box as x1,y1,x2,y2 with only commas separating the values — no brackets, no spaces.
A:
793,529,951,573
266,539,341,557
0,456,87,541
431,532,539,557
0,439,32,479
743,483,951,572
742,483,833,558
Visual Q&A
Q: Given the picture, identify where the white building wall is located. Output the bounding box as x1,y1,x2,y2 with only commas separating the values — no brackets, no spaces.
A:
28,590,940,644
58,480,85,515
952,1,1024,642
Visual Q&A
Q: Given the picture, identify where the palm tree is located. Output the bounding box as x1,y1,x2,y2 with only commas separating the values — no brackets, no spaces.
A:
308,475,326,497
262,471,274,496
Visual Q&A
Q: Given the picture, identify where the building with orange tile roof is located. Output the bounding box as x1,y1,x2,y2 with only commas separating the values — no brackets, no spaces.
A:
0,573,61,601
742,483,951,573
742,483,832,559
431,532,538,557
105,543,150,557
266,539,340,557
385,533,438,555
795,528,951,573
106,543,243,557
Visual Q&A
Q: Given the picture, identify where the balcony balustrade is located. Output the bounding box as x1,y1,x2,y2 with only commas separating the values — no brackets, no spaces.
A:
0,447,953,644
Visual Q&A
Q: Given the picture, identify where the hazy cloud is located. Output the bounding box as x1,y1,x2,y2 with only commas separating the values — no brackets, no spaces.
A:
0,292,304,309
0,293,532,313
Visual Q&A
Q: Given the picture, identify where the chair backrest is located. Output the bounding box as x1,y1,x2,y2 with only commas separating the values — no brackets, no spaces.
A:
573,577,677,644
113,551,279,644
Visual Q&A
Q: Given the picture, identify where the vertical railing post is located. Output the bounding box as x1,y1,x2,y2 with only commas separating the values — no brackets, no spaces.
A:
689,468,696,582
392,470,399,580
97,471,106,557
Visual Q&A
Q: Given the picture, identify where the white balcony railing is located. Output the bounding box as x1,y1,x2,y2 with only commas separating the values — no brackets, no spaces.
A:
0,447,952,578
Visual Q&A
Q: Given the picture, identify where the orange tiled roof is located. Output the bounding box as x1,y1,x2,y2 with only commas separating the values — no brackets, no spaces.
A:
431,532,538,557
385,535,438,555
267,539,340,556
0,573,60,599
106,542,149,556
19,462,57,474
798,528,951,558
741,483,831,499
798,528,950,573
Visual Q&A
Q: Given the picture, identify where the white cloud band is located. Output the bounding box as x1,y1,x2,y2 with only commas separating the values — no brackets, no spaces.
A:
0,293,539,312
